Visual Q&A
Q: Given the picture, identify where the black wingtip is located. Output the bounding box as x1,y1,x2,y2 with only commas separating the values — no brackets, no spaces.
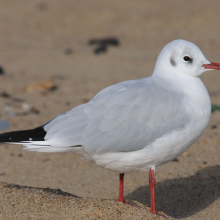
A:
0,126,47,143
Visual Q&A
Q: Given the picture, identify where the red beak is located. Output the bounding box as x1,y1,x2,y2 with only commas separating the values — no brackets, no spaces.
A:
202,62,220,70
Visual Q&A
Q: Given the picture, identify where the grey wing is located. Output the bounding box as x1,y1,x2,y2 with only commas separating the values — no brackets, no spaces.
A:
82,79,189,152
43,78,190,153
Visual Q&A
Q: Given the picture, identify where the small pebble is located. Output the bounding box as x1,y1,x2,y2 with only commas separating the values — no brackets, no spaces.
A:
211,125,217,129
64,48,73,55
0,91,11,98
172,158,179,162
0,66,5,75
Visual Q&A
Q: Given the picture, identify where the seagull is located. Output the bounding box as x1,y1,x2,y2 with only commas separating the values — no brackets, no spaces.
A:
0,39,219,214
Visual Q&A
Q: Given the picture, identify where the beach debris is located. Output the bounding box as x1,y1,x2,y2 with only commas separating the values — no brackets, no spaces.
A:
0,91,11,98
0,66,5,75
88,37,119,54
211,103,220,112
4,96,40,117
24,80,57,93
211,124,217,129
182,151,189,156
172,158,179,162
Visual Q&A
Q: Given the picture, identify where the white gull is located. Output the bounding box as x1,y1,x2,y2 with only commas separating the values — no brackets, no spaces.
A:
1,39,220,214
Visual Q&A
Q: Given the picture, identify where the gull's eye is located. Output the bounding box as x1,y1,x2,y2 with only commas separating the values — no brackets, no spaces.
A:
183,56,191,62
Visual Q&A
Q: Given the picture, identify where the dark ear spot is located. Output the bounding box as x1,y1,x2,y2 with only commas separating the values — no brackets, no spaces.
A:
170,57,176,66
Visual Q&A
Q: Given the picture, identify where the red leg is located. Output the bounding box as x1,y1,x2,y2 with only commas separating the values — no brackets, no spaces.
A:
117,173,125,203
149,168,157,214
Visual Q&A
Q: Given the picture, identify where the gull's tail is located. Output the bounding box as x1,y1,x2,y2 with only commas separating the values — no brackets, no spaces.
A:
0,126,46,143
0,126,85,154
0,126,55,151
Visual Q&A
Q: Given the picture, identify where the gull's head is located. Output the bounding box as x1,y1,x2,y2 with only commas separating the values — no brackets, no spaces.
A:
154,39,220,77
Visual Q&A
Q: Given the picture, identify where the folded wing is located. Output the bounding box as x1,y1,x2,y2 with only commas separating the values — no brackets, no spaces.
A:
43,77,189,153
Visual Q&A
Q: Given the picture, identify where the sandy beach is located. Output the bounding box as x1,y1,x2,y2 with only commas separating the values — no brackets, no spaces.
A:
0,1,220,219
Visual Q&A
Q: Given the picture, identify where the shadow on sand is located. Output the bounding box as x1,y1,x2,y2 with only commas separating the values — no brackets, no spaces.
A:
125,165,220,219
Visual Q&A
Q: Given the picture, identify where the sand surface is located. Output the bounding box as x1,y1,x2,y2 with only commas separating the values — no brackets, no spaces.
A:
0,1,220,219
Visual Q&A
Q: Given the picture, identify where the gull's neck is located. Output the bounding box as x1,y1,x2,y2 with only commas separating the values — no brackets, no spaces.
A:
152,67,199,86
151,69,210,102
